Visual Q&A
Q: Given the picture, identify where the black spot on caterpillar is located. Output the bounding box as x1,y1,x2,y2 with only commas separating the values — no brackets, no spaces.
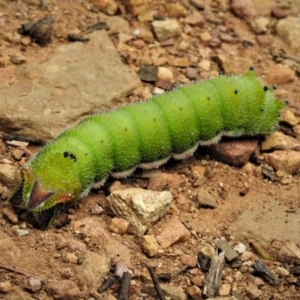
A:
9,68,286,228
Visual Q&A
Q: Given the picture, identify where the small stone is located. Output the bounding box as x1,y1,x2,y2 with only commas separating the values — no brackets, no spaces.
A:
234,243,247,254
191,275,204,287
141,283,186,300
0,281,12,293
170,57,189,67
219,283,231,296
245,284,263,299
46,280,81,300
272,7,288,19
148,173,186,191
199,31,212,42
216,240,239,262
200,244,215,259
276,266,289,276
141,235,159,257
10,53,26,65
186,67,198,79
261,132,299,151
279,110,298,126
263,150,300,174
90,203,103,215
0,163,21,186
156,216,191,248
197,189,218,208
108,217,129,234
251,17,269,34
231,0,257,20
138,65,158,82
107,188,173,236
2,207,19,224
267,64,295,84
187,285,202,299
167,3,187,18
12,148,25,160
256,34,272,47
62,252,78,264
180,254,197,268
27,277,42,292
157,67,175,82
13,229,29,237
152,19,181,42
184,12,205,26
276,17,300,50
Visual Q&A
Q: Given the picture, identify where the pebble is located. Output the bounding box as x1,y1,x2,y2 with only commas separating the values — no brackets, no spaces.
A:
0,163,20,186
180,254,197,268
276,17,300,50
250,17,269,34
200,243,216,259
0,281,12,293
13,229,29,237
90,204,103,215
46,280,81,300
271,7,288,19
197,189,218,208
107,188,173,236
168,3,187,18
276,266,289,276
216,240,239,262
138,65,158,82
187,285,202,299
27,277,42,292
152,19,181,42
141,235,159,257
231,0,257,20
186,67,198,79
148,173,186,191
155,216,191,248
62,252,78,264
245,284,263,299
184,12,205,26
10,53,26,64
267,64,295,84
2,207,19,224
279,110,299,126
234,243,247,254
219,283,231,296
108,217,129,234
263,150,300,174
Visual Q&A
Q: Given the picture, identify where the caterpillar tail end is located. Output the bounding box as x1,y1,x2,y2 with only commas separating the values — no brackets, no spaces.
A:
9,167,75,229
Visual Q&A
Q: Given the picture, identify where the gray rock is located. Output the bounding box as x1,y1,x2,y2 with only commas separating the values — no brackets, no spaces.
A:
215,240,239,262
106,188,173,236
0,31,141,143
197,189,218,209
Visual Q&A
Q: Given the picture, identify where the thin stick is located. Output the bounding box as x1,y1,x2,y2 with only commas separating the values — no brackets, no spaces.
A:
146,265,166,300
0,265,36,278
118,271,131,300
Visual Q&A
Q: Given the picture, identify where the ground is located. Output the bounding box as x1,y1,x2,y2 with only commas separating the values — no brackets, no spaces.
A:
0,0,300,299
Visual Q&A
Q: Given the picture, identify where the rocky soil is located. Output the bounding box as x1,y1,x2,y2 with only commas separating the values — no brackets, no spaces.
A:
0,0,300,299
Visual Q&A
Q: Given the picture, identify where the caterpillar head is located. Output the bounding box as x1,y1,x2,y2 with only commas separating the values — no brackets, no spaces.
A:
9,147,83,228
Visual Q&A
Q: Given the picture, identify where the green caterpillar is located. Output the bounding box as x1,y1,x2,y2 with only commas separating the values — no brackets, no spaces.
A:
9,68,285,228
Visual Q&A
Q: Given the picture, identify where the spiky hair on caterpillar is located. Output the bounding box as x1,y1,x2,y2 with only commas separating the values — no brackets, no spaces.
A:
9,67,286,228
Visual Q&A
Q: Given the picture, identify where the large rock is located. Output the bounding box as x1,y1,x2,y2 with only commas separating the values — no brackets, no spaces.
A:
0,31,141,143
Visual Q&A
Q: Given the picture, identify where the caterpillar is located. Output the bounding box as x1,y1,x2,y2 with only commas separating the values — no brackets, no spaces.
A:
9,67,285,228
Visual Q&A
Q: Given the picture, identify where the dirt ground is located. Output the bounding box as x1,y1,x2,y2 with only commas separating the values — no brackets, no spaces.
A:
0,0,300,299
